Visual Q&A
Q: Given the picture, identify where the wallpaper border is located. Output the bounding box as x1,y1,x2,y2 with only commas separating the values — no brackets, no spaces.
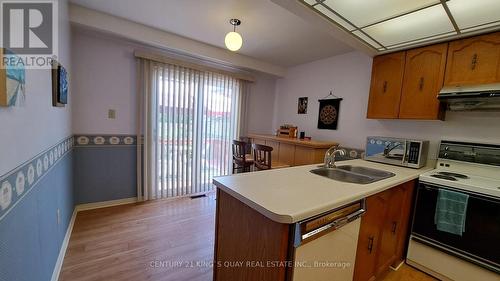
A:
74,134,137,147
0,136,74,221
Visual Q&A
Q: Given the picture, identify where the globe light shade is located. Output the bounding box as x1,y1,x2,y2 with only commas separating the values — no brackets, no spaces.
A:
225,31,243,51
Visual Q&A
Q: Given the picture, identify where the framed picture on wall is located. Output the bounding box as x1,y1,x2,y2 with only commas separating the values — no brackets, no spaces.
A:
298,97,308,114
52,61,68,107
0,48,26,107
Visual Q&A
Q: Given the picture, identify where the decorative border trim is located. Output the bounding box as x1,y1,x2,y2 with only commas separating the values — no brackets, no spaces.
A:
74,134,137,146
0,136,74,221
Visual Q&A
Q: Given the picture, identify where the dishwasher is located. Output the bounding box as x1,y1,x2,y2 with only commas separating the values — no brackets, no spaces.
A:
291,199,365,281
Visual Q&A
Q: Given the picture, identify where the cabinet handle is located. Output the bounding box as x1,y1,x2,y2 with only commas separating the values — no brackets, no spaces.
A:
368,236,374,254
471,53,478,70
391,221,397,234
419,77,424,91
382,81,388,93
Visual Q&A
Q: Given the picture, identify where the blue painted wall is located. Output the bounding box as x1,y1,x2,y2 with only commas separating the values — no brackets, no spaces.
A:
0,152,74,281
74,146,137,204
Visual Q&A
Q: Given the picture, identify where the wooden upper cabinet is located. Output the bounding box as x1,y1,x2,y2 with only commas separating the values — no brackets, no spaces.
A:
367,51,406,119
399,43,447,120
444,32,500,86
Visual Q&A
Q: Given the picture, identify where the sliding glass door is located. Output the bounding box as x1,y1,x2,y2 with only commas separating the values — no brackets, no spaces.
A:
139,60,242,199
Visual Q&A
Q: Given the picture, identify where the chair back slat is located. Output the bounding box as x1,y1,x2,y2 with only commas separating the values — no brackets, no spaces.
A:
232,140,252,173
252,144,273,171
232,140,247,160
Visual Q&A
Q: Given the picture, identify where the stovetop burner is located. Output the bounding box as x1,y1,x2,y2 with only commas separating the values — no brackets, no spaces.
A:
437,171,469,179
430,174,458,181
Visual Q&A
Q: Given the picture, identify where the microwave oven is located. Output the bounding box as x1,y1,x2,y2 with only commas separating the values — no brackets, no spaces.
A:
364,137,429,168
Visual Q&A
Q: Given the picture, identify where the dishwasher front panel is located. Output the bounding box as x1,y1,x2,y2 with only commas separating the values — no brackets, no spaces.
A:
292,218,361,281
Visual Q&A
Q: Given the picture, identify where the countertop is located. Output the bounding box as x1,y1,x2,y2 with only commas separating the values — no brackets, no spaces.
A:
213,159,434,224
247,133,338,148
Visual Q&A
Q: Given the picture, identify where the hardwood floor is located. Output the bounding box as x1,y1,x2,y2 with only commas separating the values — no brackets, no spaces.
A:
59,194,216,281
59,194,435,281
382,264,438,281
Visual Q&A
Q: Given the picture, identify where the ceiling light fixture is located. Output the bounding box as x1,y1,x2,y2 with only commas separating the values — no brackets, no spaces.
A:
225,19,243,51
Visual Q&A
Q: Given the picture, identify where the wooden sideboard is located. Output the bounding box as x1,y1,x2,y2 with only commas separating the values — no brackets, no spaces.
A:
247,134,338,166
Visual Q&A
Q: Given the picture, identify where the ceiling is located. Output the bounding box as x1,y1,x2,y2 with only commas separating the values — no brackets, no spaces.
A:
69,0,353,67
301,0,500,52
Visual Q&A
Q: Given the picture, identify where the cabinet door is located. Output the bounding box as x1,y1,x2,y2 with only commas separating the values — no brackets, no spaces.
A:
444,32,500,86
294,146,315,166
399,43,447,120
353,192,390,281
265,140,280,163
278,143,295,166
375,187,406,276
367,52,406,119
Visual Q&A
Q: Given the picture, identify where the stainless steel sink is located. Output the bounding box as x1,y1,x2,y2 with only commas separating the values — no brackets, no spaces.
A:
310,165,395,184
336,165,395,179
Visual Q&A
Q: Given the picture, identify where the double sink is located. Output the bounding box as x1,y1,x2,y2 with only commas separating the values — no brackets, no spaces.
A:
310,165,395,184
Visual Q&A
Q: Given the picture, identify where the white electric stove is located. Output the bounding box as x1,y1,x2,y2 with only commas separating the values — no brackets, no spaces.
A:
407,141,500,281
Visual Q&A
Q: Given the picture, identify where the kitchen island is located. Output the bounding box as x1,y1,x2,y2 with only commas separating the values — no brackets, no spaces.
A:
212,159,433,281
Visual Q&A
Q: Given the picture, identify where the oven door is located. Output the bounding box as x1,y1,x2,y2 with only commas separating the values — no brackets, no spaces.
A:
411,182,500,273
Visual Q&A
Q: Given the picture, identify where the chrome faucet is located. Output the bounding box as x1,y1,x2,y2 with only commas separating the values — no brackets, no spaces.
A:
324,146,346,168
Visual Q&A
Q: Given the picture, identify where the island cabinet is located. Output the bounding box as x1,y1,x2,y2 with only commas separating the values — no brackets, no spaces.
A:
213,180,417,281
247,134,338,166
444,32,500,86
353,180,416,281
213,189,291,281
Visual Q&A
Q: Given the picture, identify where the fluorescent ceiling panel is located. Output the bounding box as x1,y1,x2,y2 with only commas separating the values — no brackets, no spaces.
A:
362,4,454,47
321,0,439,27
300,0,500,52
387,32,456,49
352,30,382,49
314,4,355,31
447,0,500,30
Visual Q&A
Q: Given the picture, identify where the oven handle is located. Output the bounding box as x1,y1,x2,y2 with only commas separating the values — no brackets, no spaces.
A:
418,182,500,203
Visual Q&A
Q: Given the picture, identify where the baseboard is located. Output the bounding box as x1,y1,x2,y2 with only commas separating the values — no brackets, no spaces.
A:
50,208,77,281
75,197,137,212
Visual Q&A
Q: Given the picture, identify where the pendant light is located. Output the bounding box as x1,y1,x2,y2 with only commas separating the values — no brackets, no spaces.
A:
225,19,242,52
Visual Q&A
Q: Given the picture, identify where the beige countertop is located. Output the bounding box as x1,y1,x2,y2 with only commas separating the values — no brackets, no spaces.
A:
213,159,434,224
248,133,338,148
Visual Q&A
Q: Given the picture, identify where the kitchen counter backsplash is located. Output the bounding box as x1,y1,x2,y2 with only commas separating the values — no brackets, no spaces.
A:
337,147,365,161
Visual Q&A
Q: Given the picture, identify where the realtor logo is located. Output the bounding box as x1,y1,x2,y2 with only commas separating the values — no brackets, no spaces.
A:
1,1,58,68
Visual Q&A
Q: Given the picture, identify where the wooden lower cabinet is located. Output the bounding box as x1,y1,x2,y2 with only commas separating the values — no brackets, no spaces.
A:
353,180,416,281
214,181,416,281
248,134,337,166
214,189,290,281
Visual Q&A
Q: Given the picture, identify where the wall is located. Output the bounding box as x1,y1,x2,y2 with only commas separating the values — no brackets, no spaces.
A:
71,29,277,202
244,72,277,135
0,1,74,281
273,51,500,159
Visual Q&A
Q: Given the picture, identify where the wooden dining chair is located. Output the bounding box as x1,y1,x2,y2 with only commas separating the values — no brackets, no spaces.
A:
232,140,253,173
252,143,273,171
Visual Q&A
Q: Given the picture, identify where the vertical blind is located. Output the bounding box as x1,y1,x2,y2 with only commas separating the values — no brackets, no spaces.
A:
137,59,243,200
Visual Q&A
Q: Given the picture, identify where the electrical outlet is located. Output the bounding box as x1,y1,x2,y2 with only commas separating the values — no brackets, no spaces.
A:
108,109,116,119
57,208,61,225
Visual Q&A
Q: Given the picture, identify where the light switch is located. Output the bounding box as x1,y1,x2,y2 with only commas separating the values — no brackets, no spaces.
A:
108,109,116,119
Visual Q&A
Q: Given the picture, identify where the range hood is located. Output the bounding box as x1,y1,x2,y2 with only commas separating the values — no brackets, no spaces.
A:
438,83,500,111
